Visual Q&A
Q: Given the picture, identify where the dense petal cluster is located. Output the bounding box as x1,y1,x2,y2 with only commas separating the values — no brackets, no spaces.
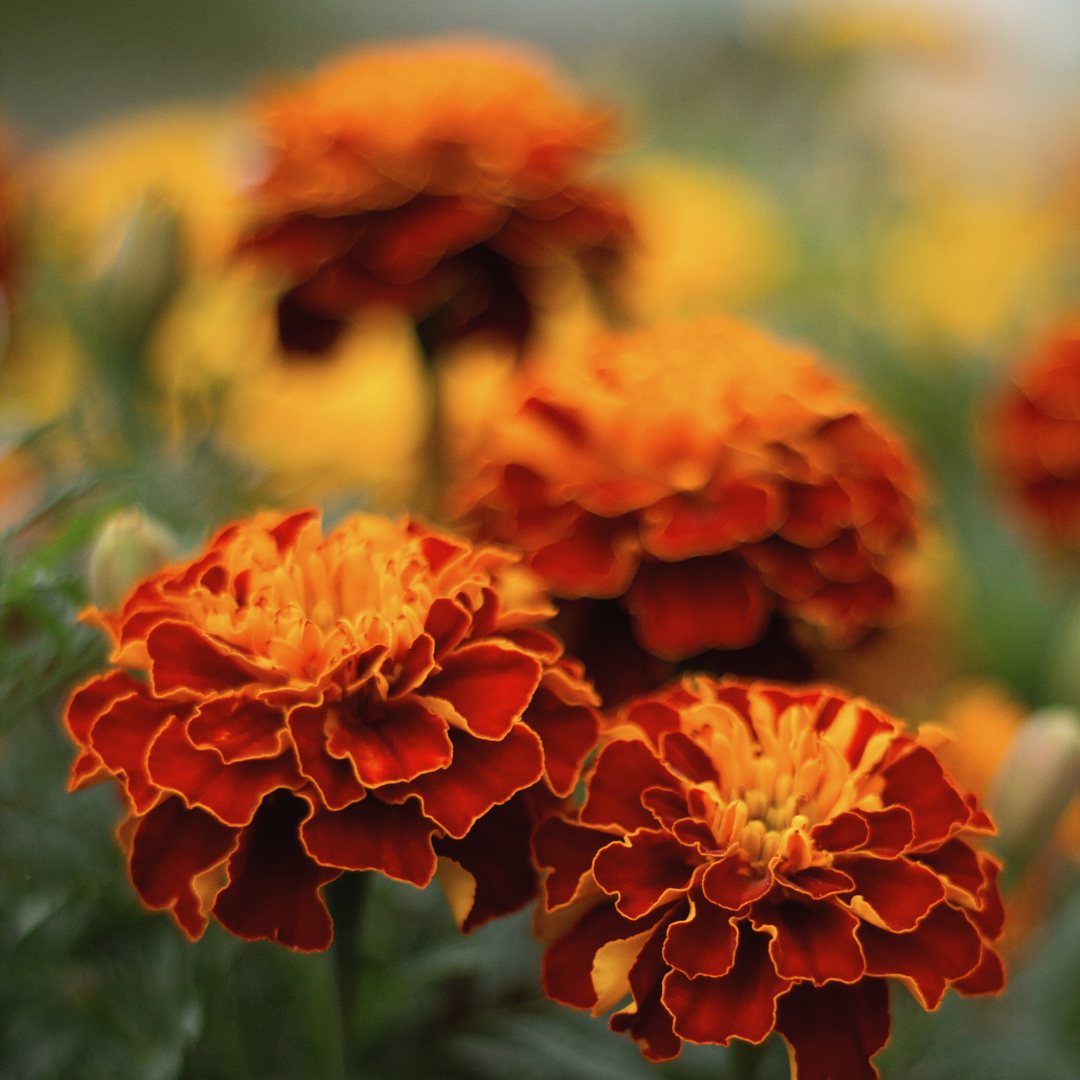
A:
534,677,1004,1080
238,40,633,357
988,325,1080,545
452,318,924,661
65,510,599,949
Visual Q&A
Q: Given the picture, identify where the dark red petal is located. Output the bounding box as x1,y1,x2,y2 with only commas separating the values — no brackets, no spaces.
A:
521,683,600,797
701,852,773,911
968,855,1006,941
424,597,473,660
751,897,865,985
497,627,564,663
543,899,657,1009
779,866,857,900
858,902,982,1010
326,695,452,787
421,642,542,739
533,816,615,910
663,923,789,1045
301,792,438,886
952,944,1006,996
582,738,683,832
384,723,544,838
66,670,141,745
213,791,341,952
660,730,719,785
912,837,983,900
90,693,179,812
671,817,721,853
146,622,286,696
417,531,469,575
811,812,870,853
881,746,969,848
434,791,538,933
389,634,437,697
288,703,367,811
624,555,769,661
593,829,701,919
662,889,738,978
269,509,320,552
188,697,287,762
775,978,891,1080
626,700,682,748
609,905,685,1062
147,717,301,826
129,795,239,939
833,854,945,931
857,806,915,856
530,512,640,598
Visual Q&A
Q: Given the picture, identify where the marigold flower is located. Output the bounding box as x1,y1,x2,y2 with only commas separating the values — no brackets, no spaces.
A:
534,677,1005,1079
452,318,924,670
988,324,1080,544
238,39,634,357
64,510,599,950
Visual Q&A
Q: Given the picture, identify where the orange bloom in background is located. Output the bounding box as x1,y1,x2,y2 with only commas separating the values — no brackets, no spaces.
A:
534,677,1004,1079
452,318,924,700
988,323,1080,545
64,510,600,949
238,39,634,358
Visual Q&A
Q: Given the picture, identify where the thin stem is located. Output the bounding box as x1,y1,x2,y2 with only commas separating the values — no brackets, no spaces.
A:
325,870,371,1080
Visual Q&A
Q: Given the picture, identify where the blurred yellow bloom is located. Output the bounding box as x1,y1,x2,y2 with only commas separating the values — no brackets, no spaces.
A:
878,187,1071,352
615,156,792,321
12,106,428,504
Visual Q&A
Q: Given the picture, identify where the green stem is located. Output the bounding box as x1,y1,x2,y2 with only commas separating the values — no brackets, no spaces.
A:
326,870,371,1080
727,1037,769,1080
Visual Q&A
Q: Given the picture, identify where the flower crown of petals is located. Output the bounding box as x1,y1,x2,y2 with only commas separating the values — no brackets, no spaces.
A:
533,676,1003,1078
65,509,600,951
250,38,620,217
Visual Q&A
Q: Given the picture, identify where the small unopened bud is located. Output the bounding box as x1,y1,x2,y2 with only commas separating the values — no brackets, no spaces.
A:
87,508,180,611
96,194,182,346
989,707,1080,862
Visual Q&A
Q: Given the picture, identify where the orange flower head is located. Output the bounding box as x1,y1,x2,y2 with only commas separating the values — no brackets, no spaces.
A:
534,678,1005,1078
452,317,925,663
239,39,634,357
987,324,1080,545
65,510,600,949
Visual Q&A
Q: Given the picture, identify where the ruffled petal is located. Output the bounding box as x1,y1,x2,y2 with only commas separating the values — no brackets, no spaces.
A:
952,944,1006,997
520,682,599,797
213,791,341,951
381,723,544,838
701,852,773,911
662,888,738,978
534,816,616,910
582,738,682,832
146,717,302,826
301,791,438,886
129,796,240,939
65,670,141,745
624,554,769,660
188,697,288,762
146,622,287,697
750,897,865,985
593,829,701,919
421,642,542,739
529,511,641,599
289,702,367,811
880,746,969,848
834,854,945,932
775,978,891,1080
663,922,789,1045
858,902,983,1010
659,730,720,786
325,695,453,787
424,597,473,660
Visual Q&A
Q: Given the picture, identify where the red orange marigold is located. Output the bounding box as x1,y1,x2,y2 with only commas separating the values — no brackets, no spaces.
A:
988,324,1080,545
452,318,924,662
534,677,1004,1080
239,39,633,357
65,510,599,949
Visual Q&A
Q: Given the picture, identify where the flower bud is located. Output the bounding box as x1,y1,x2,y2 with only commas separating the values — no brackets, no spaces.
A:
87,508,180,611
989,707,1080,863
95,194,182,347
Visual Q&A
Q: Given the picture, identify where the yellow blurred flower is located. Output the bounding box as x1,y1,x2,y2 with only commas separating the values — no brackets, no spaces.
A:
10,106,428,504
615,156,792,322
878,187,1072,352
